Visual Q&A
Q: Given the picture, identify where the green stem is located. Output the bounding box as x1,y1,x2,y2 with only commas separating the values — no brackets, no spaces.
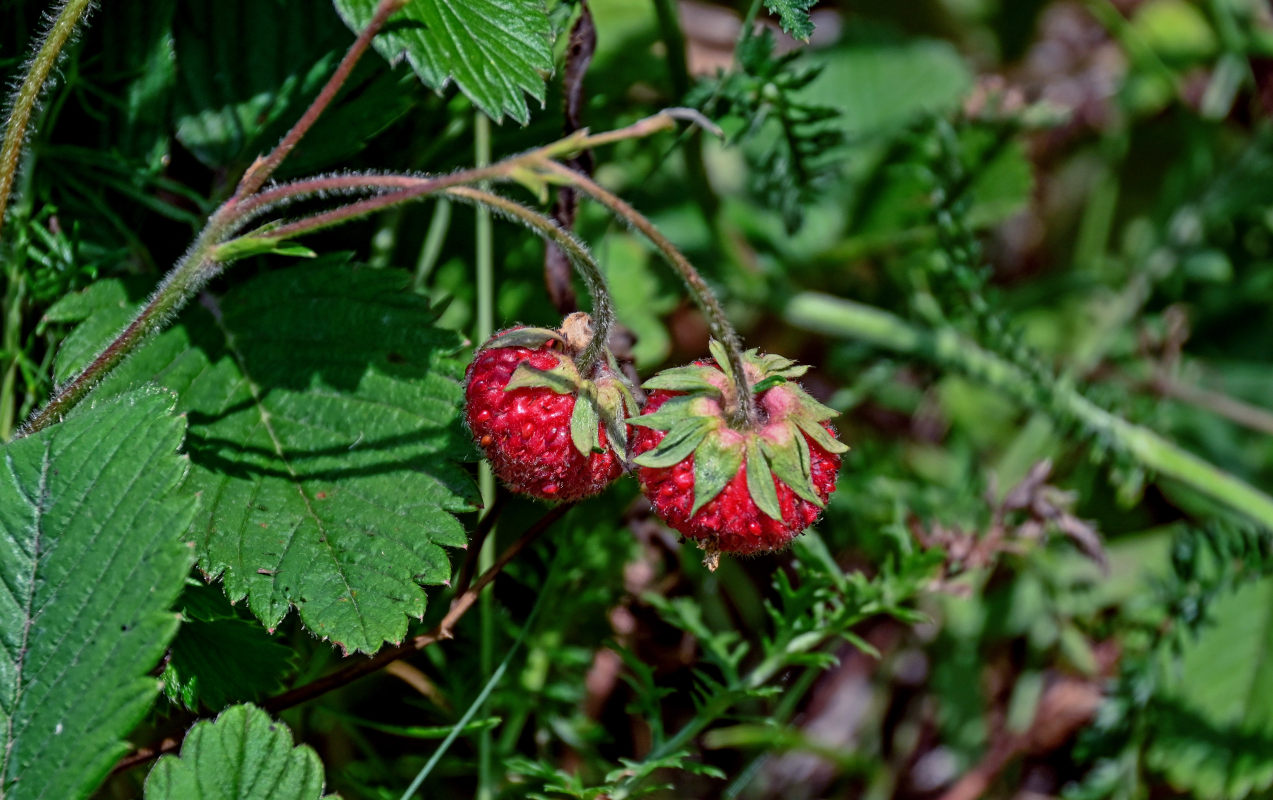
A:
0,0,96,244
0,270,25,441
412,199,452,291
784,292,1273,529
473,110,496,800
445,187,613,374
539,160,758,428
19,215,232,436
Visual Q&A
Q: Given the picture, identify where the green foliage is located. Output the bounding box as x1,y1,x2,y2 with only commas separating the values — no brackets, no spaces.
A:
763,0,817,40
162,583,296,712
52,261,478,654
331,0,553,125
144,704,336,799
0,390,195,800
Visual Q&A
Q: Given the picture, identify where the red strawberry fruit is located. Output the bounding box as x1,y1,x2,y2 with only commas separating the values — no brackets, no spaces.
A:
464,313,637,501
630,341,847,567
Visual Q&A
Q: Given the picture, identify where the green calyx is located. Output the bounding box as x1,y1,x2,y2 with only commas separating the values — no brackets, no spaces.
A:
486,318,638,461
630,343,848,520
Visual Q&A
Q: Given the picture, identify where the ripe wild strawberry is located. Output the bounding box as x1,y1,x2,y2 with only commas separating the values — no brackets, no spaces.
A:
630,341,847,567
464,313,637,501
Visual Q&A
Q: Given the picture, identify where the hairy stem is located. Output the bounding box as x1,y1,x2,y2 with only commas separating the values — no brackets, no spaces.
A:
0,0,95,244
445,187,614,374
785,291,1273,529
230,0,407,200
19,218,230,435
539,160,758,427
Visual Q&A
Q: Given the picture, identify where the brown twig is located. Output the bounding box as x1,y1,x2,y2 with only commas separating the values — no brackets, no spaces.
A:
111,503,572,776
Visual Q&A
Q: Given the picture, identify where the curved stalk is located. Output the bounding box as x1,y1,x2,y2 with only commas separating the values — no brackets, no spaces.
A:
445,187,614,374
0,0,96,243
538,160,758,427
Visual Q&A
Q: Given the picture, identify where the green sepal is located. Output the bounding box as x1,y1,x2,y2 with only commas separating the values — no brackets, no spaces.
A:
633,417,716,468
708,339,733,374
628,396,709,430
481,327,566,352
595,380,633,461
787,383,841,422
744,437,783,521
792,415,849,454
761,423,824,507
751,375,787,394
691,432,745,516
570,389,603,456
504,359,581,395
642,365,724,395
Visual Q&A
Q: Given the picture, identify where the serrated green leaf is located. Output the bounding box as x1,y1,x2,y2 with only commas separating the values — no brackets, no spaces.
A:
504,360,581,396
691,433,744,516
56,261,478,654
760,424,823,507
1147,577,1273,799
642,365,724,394
144,704,334,799
633,418,716,469
792,415,849,454
0,390,196,800
162,584,295,713
744,438,783,521
570,391,602,456
332,0,554,125
764,0,816,40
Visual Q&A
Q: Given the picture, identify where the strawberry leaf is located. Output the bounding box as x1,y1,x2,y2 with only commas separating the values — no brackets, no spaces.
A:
691,433,745,516
331,0,553,125
144,704,333,799
787,383,841,421
570,391,603,456
633,418,716,469
51,261,478,654
744,438,783,521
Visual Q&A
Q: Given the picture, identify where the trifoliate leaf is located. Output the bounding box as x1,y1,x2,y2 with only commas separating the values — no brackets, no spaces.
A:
570,390,603,456
761,424,824,507
792,415,849,454
642,365,724,394
331,0,554,125
0,390,195,800
633,417,716,469
744,437,783,521
691,432,745,516
53,261,478,654
505,360,581,395
144,704,334,799
764,0,817,40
